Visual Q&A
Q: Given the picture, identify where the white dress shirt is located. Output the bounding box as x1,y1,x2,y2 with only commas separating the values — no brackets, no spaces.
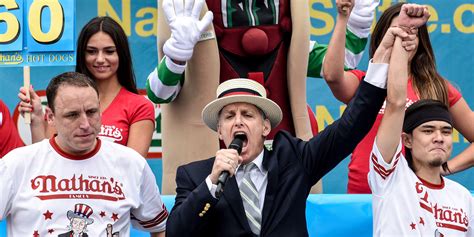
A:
206,150,267,211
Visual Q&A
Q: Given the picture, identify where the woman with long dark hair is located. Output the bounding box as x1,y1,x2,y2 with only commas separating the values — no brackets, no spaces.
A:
19,16,155,157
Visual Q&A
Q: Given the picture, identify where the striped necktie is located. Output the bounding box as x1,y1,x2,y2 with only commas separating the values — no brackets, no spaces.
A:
239,163,261,235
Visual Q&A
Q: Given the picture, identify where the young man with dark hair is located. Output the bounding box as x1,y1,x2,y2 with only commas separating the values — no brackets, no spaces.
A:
369,4,473,236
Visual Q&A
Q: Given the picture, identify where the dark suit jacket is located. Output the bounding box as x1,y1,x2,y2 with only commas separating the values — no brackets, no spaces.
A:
166,81,386,237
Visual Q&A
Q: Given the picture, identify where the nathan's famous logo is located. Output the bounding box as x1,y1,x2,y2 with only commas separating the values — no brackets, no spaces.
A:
416,182,469,232
12,90,163,158
31,174,125,201
433,203,469,232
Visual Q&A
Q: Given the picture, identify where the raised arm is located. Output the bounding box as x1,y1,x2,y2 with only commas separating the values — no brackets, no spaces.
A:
146,57,185,104
18,86,49,143
146,0,213,104
301,20,399,182
376,4,430,163
375,34,408,163
321,0,379,103
322,0,360,103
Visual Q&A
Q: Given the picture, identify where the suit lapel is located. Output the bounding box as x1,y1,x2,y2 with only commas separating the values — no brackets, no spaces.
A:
261,149,278,235
223,176,252,232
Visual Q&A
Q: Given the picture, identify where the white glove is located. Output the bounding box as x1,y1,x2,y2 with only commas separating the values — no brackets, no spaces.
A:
162,0,213,62
348,0,380,38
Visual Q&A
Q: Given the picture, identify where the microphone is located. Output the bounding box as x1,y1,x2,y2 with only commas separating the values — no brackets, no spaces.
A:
215,134,246,199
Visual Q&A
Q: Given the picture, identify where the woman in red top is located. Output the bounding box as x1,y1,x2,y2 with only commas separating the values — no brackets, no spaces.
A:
18,17,154,157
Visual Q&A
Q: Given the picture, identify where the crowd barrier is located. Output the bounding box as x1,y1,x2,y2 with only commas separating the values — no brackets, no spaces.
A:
0,194,373,236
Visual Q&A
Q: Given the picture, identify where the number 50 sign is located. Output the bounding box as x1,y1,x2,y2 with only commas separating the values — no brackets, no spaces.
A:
0,0,75,66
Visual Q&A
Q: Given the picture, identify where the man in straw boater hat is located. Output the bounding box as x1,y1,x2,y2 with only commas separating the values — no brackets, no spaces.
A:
0,72,167,236
368,4,473,236
165,26,404,234
147,0,380,195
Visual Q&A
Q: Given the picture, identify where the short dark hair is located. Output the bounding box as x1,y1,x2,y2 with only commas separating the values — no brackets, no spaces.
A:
76,16,138,94
46,72,98,112
403,99,452,133
403,99,452,171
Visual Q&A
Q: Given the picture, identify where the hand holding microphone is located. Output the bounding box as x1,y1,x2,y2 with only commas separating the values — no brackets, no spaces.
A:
210,134,246,199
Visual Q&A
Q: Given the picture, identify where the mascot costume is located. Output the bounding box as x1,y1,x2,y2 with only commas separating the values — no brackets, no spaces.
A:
147,0,379,194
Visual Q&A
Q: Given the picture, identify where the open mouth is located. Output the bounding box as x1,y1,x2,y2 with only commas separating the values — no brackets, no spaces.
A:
233,132,248,153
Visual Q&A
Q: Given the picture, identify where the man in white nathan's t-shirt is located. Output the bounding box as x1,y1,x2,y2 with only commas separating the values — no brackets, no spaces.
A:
0,72,167,237
368,4,473,236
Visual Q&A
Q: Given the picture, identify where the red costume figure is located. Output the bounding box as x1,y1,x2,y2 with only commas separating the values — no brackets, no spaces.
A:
147,0,378,194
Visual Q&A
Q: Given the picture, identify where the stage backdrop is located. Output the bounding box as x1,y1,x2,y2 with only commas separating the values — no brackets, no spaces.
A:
0,0,472,193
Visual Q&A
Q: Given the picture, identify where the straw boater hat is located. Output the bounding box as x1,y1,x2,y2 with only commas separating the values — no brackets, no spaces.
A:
202,78,283,131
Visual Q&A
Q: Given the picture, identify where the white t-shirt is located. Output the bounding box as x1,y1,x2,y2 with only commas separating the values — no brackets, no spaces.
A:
0,138,167,236
369,140,473,237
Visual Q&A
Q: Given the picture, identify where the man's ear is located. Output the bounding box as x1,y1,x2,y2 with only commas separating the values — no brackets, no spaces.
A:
217,123,223,141
262,119,271,137
402,132,413,149
45,107,54,125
